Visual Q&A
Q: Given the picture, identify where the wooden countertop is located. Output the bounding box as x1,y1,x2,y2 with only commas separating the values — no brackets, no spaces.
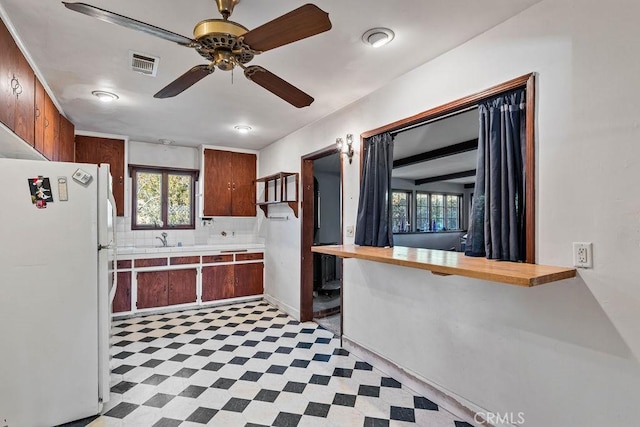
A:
311,245,576,287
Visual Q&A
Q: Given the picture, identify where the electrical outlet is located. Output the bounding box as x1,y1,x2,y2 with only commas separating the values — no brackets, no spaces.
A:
346,225,354,237
573,242,593,268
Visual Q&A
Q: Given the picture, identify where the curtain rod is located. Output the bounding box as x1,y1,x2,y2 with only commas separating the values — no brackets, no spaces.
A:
390,105,478,137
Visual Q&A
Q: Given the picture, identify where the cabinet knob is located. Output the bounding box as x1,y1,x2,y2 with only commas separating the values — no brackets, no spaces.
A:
35,107,41,118
228,182,231,190
119,176,123,184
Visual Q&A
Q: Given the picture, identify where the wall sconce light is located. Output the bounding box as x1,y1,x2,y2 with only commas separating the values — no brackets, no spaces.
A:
337,134,355,164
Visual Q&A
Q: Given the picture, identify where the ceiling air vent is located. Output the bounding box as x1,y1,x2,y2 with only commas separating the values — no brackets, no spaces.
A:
129,51,159,77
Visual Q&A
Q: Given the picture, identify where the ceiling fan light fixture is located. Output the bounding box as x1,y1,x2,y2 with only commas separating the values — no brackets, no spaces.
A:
234,125,252,134
92,90,119,103
362,28,395,48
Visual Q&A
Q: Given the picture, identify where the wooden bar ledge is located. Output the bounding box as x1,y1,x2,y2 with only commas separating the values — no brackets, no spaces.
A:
311,245,576,287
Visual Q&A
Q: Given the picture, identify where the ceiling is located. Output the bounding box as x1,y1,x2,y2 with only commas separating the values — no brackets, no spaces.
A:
392,108,478,185
0,0,539,151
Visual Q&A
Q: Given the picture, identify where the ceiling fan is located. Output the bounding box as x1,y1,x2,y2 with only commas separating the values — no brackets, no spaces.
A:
62,0,332,108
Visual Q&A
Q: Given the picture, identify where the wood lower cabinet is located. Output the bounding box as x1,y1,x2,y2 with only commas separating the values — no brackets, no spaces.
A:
75,135,125,216
137,268,197,309
202,265,235,302
202,262,264,301
137,271,169,309
235,262,264,297
34,79,45,153
203,149,256,217
168,269,197,305
113,271,132,313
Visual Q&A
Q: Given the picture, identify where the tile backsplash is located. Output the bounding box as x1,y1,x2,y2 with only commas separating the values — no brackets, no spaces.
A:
116,216,263,247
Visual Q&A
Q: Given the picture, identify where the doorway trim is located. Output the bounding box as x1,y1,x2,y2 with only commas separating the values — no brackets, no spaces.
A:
300,145,344,323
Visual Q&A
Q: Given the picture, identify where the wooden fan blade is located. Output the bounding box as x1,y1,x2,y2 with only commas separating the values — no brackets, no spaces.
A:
244,66,313,108
62,2,197,46
242,4,331,52
154,65,213,98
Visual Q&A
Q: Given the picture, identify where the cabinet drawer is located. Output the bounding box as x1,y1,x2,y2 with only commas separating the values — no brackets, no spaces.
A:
117,260,132,269
170,256,200,265
202,254,233,264
134,258,167,268
236,252,263,261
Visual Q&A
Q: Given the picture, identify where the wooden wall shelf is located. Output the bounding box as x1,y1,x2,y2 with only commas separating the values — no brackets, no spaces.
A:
256,172,299,218
311,244,576,287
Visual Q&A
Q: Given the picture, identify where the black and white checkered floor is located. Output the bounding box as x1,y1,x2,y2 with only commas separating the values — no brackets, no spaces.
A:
94,300,473,427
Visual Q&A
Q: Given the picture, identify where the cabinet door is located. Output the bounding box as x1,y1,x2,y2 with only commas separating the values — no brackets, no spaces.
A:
58,115,75,162
13,53,35,145
113,271,131,313
203,149,233,216
234,262,264,298
34,79,45,154
0,18,17,131
137,271,168,309
168,269,197,305
43,91,59,160
231,152,257,216
75,136,125,215
202,264,234,301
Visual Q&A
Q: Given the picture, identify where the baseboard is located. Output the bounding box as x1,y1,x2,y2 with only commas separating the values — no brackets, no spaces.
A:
263,294,300,321
112,295,263,320
342,335,493,427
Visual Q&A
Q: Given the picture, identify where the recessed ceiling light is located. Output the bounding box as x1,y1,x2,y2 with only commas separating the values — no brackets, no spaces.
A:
362,28,395,48
159,138,174,145
91,90,119,102
234,125,252,134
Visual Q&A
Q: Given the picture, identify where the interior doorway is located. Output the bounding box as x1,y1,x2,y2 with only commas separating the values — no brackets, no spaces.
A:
300,146,343,336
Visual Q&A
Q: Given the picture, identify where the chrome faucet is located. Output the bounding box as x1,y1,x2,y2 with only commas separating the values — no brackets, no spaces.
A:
156,232,168,247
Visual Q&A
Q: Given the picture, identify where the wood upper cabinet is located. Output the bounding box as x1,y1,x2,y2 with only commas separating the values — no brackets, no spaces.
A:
0,17,35,146
43,91,59,160
203,149,256,217
34,79,45,153
57,115,75,162
75,136,125,216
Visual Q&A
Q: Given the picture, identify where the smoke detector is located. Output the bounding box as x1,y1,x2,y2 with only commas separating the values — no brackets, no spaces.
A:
129,51,159,76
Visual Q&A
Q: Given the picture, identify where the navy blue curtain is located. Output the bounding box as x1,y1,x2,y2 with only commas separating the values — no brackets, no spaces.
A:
465,89,526,261
354,132,394,247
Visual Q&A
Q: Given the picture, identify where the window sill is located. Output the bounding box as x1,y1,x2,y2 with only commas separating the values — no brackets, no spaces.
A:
311,245,576,287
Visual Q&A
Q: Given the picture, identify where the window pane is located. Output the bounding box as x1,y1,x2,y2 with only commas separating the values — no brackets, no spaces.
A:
136,172,162,226
416,193,430,231
392,191,410,233
431,194,444,231
446,195,460,230
168,174,192,226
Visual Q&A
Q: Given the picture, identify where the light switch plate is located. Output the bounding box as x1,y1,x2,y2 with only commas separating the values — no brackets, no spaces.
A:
346,225,354,237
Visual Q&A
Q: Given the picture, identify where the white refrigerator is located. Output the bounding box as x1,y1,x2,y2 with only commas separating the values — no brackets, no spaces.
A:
0,158,116,427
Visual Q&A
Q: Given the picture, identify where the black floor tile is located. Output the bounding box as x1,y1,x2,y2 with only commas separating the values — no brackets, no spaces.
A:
173,367,198,378
309,374,331,385
211,377,236,389
111,381,136,394
272,412,302,427
381,377,401,388
142,374,169,386
143,393,175,408
304,402,330,418
104,402,138,419
358,385,380,397
179,385,207,399
151,417,181,427
283,381,307,394
254,389,280,402
266,365,288,375
390,406,415,422
414,395,438,410
332,393,357,407
221,397,251,412
141,359,164,368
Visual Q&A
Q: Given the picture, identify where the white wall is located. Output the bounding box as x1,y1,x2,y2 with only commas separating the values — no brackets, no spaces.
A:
259,0,640,425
